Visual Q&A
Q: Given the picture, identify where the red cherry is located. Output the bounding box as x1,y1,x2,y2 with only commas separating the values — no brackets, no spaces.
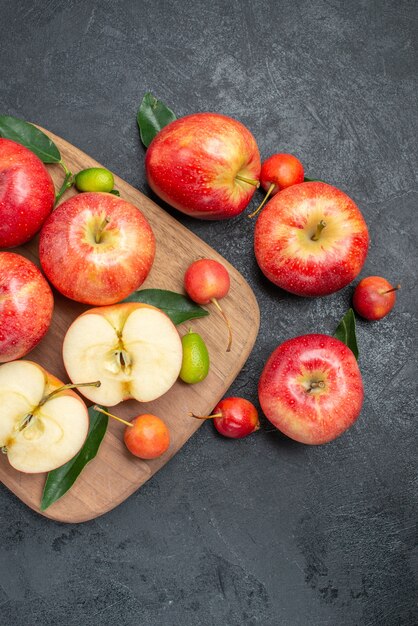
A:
184,259,232,351
353,276,400,320
190,397,260,438
249,153,304,218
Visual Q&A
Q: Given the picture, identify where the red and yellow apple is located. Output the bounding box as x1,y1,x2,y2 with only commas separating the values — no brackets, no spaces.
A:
0,138,55,247
39,192,155,305
254,182,369,296
0,360,89,473
258,334,363,444
63,302,183,406
0,252,53,362
145,113,261,220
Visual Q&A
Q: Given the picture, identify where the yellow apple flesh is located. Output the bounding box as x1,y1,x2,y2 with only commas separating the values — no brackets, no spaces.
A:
63,303,183,406
0,361,89,473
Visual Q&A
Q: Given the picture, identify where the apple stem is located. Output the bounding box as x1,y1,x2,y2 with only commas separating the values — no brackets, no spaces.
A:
93,406,133,427
39,381,101,407
248,183,276,218
308,381,325,391
95,217,110,243
235,174,260,188
189,412,223,420
382,284,401,294
211,297,232,352
311,220,327,241
54,168,74,207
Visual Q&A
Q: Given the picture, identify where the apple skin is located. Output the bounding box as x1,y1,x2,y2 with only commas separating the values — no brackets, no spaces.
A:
258,334,363,445
0,252,54,362
145,113,261,220
0,138,55,247
353,276,398,320
254,182,369,297
39,192,156,305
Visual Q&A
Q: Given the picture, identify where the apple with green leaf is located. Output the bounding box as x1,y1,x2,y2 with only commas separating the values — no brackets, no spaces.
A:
145,113,261,219
0,360,93,473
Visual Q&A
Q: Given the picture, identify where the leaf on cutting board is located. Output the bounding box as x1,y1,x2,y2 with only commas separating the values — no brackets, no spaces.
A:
304,176,325,183
40,405,108,511
0,115,61,163
334,308,359,360
123,288,209,325
137,92,177,148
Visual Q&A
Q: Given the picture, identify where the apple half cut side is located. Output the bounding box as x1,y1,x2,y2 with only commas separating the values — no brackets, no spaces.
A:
0,361,89,473
63,303,183,407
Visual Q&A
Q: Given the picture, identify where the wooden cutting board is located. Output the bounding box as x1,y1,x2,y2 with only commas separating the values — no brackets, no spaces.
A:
0,129,260,523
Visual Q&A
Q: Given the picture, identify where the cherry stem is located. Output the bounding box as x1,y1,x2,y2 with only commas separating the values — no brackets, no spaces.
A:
211,297,232,352
39,381,101,406
383,284,401,294
311,220,327,241
189,412,223,420
94,406,133,427
248,183,275,218
235,174,260,188
95,217,110,243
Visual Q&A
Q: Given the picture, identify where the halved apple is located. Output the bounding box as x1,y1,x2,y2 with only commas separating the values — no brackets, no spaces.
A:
63,303,183,406
0,361,89,473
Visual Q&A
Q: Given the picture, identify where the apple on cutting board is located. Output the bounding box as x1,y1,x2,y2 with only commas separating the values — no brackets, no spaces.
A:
0,138,55,248
39,192,156,305
63,302,183,406
0,252,54,362
0,360,89,473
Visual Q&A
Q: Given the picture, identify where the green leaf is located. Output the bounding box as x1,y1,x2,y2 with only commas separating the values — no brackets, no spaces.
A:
109,189,120,196
0,115,61,163
137,92,176,147
40,405,108,511
304,176,325,183
334,308,359,360
123,289,209,325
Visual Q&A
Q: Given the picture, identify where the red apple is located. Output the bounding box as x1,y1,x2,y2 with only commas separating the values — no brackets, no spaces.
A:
145,113,261,219
39,192,156,305
353,276,400,320
0,138,55,247
0,252,53,362
254,182,369,297
258,334,363,444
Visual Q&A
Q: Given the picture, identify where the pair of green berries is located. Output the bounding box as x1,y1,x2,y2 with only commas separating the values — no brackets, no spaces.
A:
180,330,210,384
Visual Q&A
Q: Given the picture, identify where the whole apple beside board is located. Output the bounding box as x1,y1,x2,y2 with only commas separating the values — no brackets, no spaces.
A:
39,192,156,305
0,138,55,247
258,334,364,444
254,182,369,296
0,360,90,473
0,252,54,362
145,112,261,219
63,302,183,406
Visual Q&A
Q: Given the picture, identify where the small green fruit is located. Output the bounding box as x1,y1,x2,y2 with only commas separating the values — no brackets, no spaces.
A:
75,167,115,193
179,330,210,384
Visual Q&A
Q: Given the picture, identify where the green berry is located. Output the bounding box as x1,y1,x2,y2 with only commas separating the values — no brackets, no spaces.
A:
75,167,115,193
179,330,210,384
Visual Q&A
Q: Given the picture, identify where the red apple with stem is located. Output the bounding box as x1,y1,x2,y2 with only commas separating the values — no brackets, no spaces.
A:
190,397,260,438
254,182,369,297
145,113,261,220
184,259,232,351
0,252,54,362
353,276,400,320
0,138,55,247
249,153,305,218
39,192,156,305
258,334,363,444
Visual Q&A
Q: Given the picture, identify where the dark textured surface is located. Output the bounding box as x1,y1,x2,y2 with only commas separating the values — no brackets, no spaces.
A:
1,1,417,624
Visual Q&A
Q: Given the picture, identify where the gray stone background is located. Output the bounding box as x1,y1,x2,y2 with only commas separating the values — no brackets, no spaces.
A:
1,0,417,624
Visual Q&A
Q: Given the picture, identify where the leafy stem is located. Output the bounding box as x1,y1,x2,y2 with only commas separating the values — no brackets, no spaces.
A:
55,168,74,207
